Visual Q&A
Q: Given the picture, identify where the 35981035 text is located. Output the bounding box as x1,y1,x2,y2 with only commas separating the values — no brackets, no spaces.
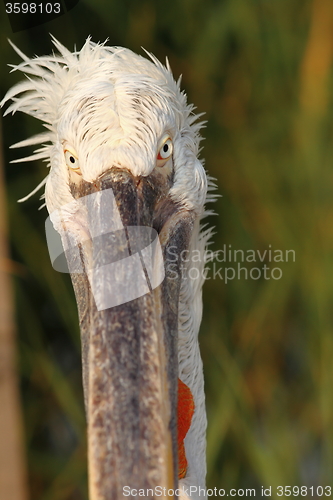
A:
275,486,331,497
5,2,61,14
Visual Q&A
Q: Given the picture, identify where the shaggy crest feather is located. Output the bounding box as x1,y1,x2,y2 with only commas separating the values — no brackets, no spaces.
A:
1,37,209,208
1,37,217,500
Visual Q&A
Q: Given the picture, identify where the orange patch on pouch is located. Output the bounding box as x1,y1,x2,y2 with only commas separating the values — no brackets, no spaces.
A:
178,378,195,479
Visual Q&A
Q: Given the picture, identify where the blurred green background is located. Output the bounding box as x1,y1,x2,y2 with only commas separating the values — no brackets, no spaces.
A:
1,0,333,498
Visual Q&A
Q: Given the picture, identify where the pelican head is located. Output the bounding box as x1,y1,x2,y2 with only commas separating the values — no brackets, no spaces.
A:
1,37,215,500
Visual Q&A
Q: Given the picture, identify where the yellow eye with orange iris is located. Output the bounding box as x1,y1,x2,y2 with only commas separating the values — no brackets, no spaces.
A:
157,135,173,165
64,148,80,172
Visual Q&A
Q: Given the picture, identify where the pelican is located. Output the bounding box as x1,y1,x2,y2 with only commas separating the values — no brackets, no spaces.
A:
1,37,215,500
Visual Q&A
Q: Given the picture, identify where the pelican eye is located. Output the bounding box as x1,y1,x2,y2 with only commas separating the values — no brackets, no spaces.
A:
64,149,80,172
157,136,173,164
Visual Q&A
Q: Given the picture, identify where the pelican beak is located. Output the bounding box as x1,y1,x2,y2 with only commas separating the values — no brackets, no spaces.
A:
62,167,194,499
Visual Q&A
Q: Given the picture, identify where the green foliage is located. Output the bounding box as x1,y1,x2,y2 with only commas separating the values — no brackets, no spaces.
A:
1,0,333,497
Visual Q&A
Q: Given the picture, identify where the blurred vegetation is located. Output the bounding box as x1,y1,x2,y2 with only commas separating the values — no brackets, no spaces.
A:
1,0,333,498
